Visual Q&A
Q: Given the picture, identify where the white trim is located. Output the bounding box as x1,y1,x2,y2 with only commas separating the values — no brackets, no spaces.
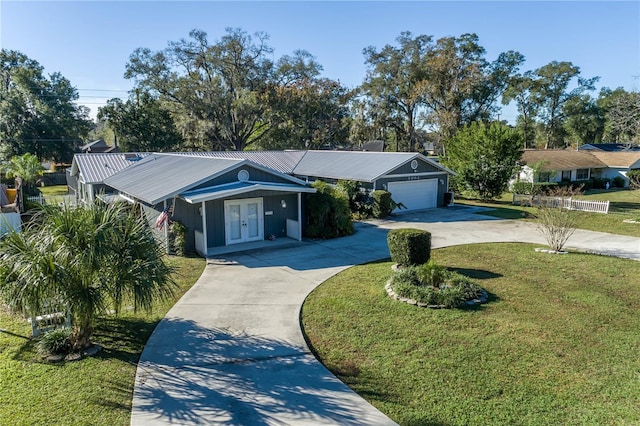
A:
182,182,315,204
201,201,208,254
223,197,264,245
384,171,447,179
163,200,169,254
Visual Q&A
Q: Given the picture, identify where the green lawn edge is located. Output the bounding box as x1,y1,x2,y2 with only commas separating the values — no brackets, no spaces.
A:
456,189,640,238
0,255,205,426
301,243,640,426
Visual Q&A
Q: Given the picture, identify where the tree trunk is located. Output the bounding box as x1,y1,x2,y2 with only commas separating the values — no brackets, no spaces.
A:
72,322,93,351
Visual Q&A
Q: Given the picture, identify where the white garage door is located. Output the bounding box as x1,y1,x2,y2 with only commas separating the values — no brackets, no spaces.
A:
388,179,438,212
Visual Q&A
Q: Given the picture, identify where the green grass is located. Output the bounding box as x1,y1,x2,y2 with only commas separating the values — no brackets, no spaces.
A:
457,189,640,237
0,255,205,426
301,243,640,426
38,185,69,197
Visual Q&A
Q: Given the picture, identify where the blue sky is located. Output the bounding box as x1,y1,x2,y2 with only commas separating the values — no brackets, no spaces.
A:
1,1,639,123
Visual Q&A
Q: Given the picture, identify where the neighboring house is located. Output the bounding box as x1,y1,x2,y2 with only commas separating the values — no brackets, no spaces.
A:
69,150,455,256
578,143,640,152
589,151,640,184
514,149,640,187
79,139,118,153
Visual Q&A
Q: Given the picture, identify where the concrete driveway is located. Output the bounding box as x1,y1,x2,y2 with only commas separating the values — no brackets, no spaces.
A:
131,206,640,425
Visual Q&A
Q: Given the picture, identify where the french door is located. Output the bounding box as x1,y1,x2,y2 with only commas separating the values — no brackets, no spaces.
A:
224,198,263,245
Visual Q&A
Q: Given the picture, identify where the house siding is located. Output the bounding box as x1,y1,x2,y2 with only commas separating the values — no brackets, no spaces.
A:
199,192,300,249
172,199,202,252
192,165,295,191
387,159,442,175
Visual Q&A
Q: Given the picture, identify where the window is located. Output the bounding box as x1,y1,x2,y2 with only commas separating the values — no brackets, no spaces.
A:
576,169,589,180
561,170,571,181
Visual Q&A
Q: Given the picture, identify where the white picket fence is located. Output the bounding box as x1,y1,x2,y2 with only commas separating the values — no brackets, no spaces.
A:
26,194,75,206
512,194,610,214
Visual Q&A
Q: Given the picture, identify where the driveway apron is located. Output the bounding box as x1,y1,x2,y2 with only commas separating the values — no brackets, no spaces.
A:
131,207,640,425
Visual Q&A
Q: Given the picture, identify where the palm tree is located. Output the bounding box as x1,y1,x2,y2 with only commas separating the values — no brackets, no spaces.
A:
2,153,44,195
0,201,176,350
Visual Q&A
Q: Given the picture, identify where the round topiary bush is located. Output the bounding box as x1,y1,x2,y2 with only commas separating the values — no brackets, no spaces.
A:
387,228,431,267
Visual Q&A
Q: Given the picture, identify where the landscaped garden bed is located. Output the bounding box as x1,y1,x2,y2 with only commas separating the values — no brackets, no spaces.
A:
301,243,640,425
0,255,205,425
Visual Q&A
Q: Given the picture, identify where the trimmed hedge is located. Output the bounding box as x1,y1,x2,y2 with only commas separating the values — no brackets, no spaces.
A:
372,190,393,219
387,228,431,266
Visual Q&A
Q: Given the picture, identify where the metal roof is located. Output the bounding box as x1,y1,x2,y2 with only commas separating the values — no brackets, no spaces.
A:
104,154,244,205
71,153,149,184
292,151,452,182
181,181,316,204
103,154,312,205
171,151,306,174
521,150,607,171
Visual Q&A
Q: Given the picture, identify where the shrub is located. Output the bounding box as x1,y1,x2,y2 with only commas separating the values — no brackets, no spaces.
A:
626,169,640,189
387,228,431,266
171,221,187,256
372,190,393,218
389,263,483,308
416,260,449,287
612,176,626,188
336,180,373,218
37,327,73,355
305,180,354,239
535,186,580,252
511,181,557,195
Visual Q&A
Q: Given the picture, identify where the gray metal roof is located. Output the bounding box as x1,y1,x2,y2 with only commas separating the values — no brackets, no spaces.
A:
292,151,452,182
71,153,149,184
103,153,312,205
104,154,244,205
171,151,306,174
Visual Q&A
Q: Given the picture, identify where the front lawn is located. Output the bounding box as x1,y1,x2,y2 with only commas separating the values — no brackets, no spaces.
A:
0,255,205,426
301,243,640,425
457,189,640,237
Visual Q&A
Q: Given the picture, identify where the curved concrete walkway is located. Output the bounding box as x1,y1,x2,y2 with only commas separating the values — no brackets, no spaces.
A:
131,206,640,425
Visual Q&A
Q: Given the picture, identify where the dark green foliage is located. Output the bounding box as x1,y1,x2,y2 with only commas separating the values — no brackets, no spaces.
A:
511,181,557,195
0,50,92,162
171,221,187,256
612,176,625,188
372,190,393,218
389,262,483,308
626,169,640,189
441,122,523,200
305,180,354,239
336,180,373,217
37,327,73,355
387,228,431,266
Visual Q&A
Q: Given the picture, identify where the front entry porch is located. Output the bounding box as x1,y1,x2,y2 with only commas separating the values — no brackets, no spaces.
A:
204,236,303,257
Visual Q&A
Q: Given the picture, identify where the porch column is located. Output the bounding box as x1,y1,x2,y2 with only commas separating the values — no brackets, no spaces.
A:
201,201,208,255
163,200,169,254
297,192,302,241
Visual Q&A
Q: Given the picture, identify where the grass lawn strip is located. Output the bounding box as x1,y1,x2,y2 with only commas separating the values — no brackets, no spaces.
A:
457,189,640,238
301,243,640,426
0,255,205,426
